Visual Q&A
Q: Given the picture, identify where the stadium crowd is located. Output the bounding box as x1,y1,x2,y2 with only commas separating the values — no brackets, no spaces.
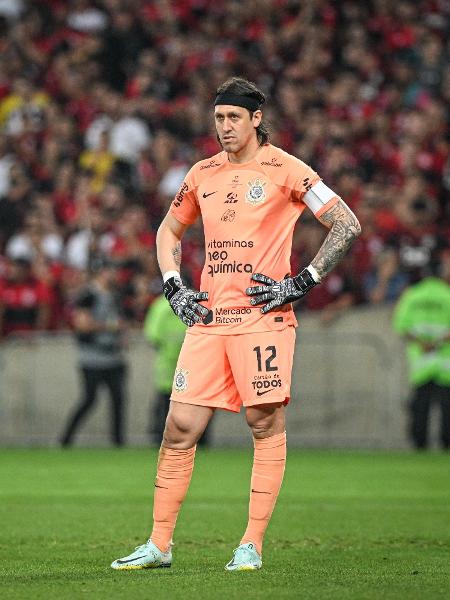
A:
0,0,449,336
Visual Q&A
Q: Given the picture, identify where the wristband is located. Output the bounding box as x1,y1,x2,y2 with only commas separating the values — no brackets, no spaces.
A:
163,270,181,284
306,264,321,283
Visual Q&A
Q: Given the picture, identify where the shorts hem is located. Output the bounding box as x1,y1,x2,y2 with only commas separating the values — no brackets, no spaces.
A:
191,322,297,336
170,396,241,413
244,395,291,408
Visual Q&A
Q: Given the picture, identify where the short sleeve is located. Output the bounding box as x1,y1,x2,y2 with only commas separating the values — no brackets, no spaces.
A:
290,161,322,203
289,158,339,216
169,167,200,225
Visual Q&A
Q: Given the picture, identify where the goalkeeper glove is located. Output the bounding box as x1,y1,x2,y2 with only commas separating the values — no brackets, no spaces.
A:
245,268,318,314
163,275,210,327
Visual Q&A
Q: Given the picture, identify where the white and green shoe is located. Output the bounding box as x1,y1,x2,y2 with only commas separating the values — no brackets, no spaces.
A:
111,539,172,570
225,542,262,571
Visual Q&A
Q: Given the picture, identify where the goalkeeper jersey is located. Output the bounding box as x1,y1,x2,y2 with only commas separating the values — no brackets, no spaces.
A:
170,143,338,334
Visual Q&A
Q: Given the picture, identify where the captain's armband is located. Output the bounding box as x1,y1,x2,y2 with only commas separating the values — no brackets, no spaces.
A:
304,181,339,215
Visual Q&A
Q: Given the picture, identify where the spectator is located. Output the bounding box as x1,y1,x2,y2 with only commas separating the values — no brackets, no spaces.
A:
0,77,48,136
65,205,114,271
79,129,116,193
108,101,151,164
6,207,63,263
0,256,52,338
364,247,409,305
109,204,155,270
85,91,151,165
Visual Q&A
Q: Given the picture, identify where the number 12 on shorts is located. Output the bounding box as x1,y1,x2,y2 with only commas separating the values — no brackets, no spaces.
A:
253,345,278,372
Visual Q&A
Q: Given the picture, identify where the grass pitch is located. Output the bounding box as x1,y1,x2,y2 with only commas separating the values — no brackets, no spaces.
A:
0,449,449,600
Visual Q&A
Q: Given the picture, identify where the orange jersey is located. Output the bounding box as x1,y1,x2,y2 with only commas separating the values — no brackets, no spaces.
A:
170,143,338,334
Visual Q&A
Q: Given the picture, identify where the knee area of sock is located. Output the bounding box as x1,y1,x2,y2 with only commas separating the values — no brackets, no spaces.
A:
161,435,196,450
251,434,286,464
159,445,197,462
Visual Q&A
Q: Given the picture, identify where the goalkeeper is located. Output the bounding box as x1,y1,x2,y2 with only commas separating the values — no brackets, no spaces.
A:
112,76,361,571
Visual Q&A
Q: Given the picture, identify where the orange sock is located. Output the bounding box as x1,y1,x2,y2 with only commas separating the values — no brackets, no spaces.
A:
150,445,196,552
240,431,286,555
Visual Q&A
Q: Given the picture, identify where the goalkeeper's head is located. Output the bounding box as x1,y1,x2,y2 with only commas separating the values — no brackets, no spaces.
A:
214,77,269,152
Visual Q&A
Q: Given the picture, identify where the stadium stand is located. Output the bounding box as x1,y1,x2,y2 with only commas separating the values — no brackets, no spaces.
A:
0,0,449,335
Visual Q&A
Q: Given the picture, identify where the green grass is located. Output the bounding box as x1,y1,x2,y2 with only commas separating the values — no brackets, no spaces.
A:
0,449,449,600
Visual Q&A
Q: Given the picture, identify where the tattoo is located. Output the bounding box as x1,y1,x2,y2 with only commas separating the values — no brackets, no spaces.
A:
311,200,361,279
172,241,182,267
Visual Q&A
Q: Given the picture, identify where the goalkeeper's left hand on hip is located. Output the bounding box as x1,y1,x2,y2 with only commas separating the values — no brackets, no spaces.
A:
245,268,318,314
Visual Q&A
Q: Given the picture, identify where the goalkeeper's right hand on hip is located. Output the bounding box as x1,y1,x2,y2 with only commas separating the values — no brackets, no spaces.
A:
163,275,210,327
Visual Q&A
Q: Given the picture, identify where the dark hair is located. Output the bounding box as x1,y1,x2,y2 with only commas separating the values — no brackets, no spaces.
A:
216,77,270,145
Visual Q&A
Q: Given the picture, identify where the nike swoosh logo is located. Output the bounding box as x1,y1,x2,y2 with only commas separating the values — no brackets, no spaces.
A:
251,489,271,494
117,555,147,564
256,389,271,396
203,191,217,198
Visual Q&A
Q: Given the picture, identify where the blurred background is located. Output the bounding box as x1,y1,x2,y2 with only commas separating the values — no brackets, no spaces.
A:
0,0,449,448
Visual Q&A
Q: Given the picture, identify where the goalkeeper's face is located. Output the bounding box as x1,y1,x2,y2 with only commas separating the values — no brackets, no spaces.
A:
214,105,262,153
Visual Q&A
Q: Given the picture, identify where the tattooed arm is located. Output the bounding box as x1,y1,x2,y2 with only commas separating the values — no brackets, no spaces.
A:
311,199,361,280
247,198,361,314
156,212,189,276
156,212,209,326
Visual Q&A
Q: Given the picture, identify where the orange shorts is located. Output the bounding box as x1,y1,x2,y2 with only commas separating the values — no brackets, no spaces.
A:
170,326,296,412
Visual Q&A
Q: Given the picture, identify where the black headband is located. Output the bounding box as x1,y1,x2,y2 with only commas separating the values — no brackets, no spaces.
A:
214,93,262,111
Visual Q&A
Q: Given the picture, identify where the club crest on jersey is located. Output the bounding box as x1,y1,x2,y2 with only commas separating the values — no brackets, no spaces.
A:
246,178,267,205
174,368,189,392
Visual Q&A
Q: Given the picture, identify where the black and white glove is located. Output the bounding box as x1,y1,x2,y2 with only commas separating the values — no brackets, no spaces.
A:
245,268,318,314
163,275,210,327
